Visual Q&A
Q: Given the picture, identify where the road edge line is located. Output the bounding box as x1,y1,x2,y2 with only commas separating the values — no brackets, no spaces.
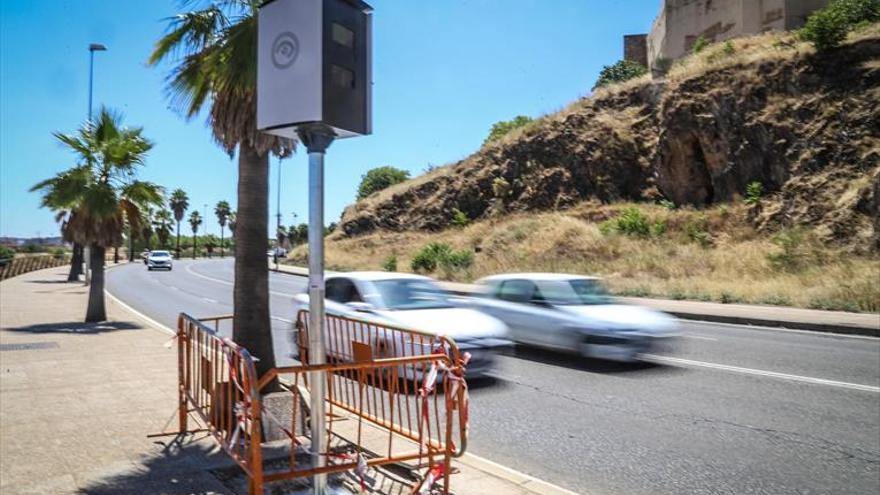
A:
105,288,176,336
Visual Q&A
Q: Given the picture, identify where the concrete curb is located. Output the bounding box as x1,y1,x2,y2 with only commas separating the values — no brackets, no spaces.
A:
271,263,879,338
646,309,878,337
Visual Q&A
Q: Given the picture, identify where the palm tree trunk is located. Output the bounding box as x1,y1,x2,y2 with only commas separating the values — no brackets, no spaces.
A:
176,223,181,259
128,232,135,262
113,246,119,264
85,244,106,322
192,234,197,259
67,243,83,281
233,143,277,387
220,227,225,258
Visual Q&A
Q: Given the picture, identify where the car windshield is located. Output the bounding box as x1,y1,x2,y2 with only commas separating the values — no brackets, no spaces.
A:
372,279,453,310
151,251,170,257
536,279,611,305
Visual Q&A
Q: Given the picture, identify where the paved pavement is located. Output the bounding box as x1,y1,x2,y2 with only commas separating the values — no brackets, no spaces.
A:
106,258,880,495
0,265,575,495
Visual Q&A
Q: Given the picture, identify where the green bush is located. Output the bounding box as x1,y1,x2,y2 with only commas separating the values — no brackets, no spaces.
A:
767,228,807,272
658,199,676,210
744,181,764,205
801,0,880,51
692,35,710,54
410,242,452,273
381,254,397,272
50,247,67,259
451,208,470,227
0,245,15,262
600,208,653,237
356,166,410,200
685,216,713,248
410,242,473,276
593,60,648,90
483,116,533,146
440,249,474,275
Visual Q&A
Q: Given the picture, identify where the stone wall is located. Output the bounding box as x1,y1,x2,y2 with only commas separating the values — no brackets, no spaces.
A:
624,34,649,67
646,0,829,71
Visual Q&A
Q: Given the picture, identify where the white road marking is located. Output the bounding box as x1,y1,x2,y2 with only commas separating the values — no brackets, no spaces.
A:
103,289,176,336
184,263,294,298
643,354,880,393
202,297,218,304
682,334,718,341
272,316,293,323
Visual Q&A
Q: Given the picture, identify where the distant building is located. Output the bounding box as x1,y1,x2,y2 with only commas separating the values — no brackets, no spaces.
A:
624,0,829,72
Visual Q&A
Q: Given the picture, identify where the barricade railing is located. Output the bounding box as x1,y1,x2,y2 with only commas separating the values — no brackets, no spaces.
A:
176,311,469,495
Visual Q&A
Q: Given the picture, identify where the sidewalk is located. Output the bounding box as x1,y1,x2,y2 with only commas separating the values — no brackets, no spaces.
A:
272,262,879,336
0,266,576,495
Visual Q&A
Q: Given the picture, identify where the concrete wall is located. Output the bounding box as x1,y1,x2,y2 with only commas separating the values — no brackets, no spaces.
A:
646,0,829,71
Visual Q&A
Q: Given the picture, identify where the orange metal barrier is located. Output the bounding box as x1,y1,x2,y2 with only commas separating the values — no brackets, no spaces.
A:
176,311,469,495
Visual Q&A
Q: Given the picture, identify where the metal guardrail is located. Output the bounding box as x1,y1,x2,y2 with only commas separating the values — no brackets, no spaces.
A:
177,311,469,495
0,255,70,281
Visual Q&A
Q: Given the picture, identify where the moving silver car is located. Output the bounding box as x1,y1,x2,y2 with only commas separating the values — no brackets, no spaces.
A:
471,273,678,362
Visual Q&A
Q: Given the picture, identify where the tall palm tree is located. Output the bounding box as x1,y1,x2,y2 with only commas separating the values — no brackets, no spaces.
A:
150,1,295,381
189,210,202,259
169,189,189,259
214,200,231,257
141,208,155,251
154,209,174,249
31,108,161,322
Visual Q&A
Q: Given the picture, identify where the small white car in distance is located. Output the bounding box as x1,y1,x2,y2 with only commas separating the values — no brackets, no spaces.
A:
146,250,173,271
292,272,511,377
471,273,678,362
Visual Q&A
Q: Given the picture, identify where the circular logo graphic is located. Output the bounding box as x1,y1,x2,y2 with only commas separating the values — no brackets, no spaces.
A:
271,32,299,69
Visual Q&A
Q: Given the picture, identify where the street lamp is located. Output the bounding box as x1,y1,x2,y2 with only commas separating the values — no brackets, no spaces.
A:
88,43,107,121
84,42,107,285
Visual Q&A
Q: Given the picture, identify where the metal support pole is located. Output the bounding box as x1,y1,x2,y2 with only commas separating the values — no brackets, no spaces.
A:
84,49,95,286
298,125,335,495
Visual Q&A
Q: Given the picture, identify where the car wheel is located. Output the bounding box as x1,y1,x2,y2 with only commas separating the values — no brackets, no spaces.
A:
147,266,152,271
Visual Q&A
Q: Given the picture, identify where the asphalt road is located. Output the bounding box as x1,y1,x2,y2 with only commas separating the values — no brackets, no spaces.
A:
106,258,880,495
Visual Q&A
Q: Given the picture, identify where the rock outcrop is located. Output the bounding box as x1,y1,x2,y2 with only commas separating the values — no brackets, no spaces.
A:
340,32,880,251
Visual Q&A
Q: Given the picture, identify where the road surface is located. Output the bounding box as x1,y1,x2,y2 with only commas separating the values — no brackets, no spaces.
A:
106,258,880,495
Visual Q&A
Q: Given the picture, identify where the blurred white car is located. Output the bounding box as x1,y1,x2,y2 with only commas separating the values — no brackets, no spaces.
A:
292,272,511,377
146,250,173,271
471,273,678,362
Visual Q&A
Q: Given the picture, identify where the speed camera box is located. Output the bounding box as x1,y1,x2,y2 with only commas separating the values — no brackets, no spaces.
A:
258,0,372,138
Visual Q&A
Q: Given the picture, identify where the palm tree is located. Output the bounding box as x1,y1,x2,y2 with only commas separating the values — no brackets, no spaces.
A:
169,189,189,259
189,210,202,259
141,208,155,251
150,1,295,381
154,209,174,249
31,107,161,322
214,200,231,258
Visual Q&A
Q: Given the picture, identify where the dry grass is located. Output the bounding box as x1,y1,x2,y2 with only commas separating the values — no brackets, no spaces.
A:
292,202,880,313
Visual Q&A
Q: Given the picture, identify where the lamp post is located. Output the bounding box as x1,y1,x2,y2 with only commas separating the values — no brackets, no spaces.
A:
84,43,107,285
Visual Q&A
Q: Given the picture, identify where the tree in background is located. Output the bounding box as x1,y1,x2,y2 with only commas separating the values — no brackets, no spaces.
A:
483,115,533,146
189,211,202,259
592,60,648,90
800,0,880,51
31,108,161,322
154,209,174,249
204,234,218,258
151,1,294,382
228,211,236,238
357,166,410,200
214,200,231,257
141,208,154,252
169,189,189,259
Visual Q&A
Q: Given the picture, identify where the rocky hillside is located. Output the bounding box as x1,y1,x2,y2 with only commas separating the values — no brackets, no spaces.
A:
339,27,880,251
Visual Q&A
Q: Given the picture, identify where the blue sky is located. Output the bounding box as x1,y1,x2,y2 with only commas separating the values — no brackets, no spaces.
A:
0,0,660,238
